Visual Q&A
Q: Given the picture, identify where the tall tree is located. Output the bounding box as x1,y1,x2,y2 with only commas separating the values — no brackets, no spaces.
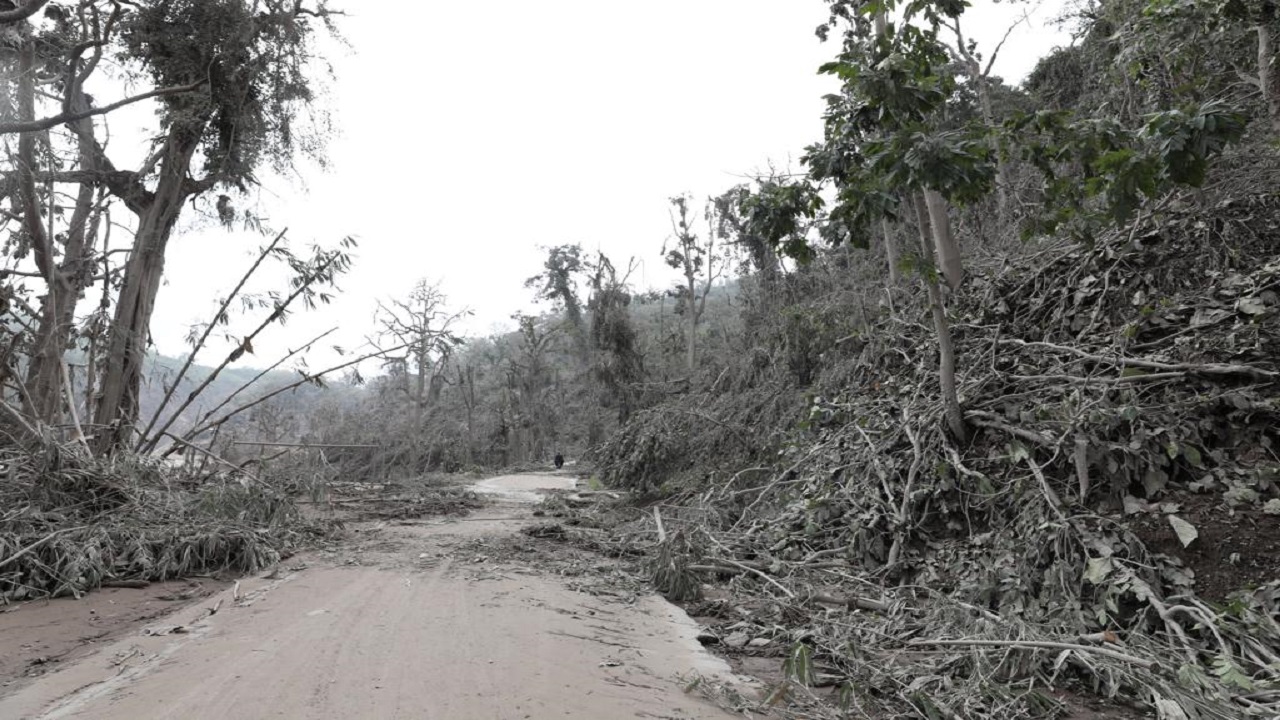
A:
526,244,588,357
505,314,558,462
664,195,723,374
80,0,339,451
589,254,644,424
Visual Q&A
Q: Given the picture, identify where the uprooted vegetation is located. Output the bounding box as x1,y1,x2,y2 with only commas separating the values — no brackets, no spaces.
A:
0,425,490,604
0,440,325,603
591,182,1280,718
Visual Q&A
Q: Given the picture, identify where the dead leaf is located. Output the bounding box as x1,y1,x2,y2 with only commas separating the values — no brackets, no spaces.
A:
1190,307,1231,327
1236,297,1268,316
1084,557,1113,584
1123,495,1149,515
1154,697,1190,720
1167,515,1198,548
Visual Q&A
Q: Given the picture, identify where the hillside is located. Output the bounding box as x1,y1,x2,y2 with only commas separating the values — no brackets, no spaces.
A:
583,173,1280,718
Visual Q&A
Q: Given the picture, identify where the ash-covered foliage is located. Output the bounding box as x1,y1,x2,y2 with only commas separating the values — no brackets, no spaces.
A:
594,172,1280,717
0,437,321,603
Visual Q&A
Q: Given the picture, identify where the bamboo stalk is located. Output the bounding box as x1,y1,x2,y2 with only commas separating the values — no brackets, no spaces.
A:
231,441,381,449
906,638,1157,669
136,229,289,449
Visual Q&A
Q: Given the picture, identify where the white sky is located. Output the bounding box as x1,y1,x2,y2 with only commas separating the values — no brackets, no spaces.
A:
139,0,1073,369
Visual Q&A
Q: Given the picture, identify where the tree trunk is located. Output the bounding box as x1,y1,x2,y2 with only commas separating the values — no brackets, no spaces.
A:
683,263,699,374
1259,13,1280,136
414,343,427,404
427,372,444,404
16,25,58,422
923,189,963,291
913,194,968,442
462,366,477,463
870,12,904,290
686,305,697,374
26,94,100,425
92,128,200,452
881,217,900,285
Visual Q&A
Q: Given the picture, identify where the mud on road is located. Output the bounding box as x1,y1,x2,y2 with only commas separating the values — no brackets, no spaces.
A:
0,474,749,720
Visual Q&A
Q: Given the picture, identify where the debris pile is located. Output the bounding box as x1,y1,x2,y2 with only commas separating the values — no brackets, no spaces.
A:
0,445,319,603
596,191,1280,717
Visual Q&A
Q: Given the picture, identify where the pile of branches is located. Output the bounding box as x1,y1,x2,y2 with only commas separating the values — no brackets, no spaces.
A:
592,382,800,496
607,191,1280,717
0,441,322,602
355,485,485,520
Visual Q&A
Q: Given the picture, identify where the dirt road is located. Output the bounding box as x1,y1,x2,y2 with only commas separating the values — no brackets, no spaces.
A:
1,474,745,719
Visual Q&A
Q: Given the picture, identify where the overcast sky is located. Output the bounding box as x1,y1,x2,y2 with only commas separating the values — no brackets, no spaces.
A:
141,0,1074,369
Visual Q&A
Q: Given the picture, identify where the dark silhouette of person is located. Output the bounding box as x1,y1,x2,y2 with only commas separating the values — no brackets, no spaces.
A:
554,453,565,470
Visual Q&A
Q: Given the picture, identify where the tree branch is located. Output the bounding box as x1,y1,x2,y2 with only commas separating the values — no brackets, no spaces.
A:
0,81,206,135
1000,338,1278,380
0,0,50,24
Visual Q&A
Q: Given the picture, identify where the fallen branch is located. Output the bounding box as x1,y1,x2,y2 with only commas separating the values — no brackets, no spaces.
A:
1025,455,1068,523
60,360,90,452
171,340,413,452
695,557,795,598
101,579,151,589
687,562,891,612
0,526,87,570
143,243,345,454
966,410,1056,446
1000,338,1278,380
0,400,41,442
809,592,892,614
163,434,266,488
231,441,381,449
166,326,340,452
906,638,1157,669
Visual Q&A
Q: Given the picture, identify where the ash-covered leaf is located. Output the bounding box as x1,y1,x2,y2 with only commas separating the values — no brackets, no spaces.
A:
1167,515,1199,548
1084,556,1114,584
1211,656,1255,690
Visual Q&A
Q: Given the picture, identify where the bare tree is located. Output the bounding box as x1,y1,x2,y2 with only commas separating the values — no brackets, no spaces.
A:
374,280,467,408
